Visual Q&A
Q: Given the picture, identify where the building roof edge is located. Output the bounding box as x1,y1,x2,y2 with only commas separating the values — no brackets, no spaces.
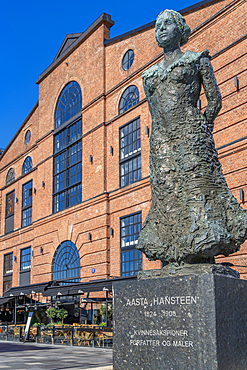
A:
180,0,223,14
0,101,39,163
36,1,224,82
36,13,114,85
104,21,155,46
104,0,224,46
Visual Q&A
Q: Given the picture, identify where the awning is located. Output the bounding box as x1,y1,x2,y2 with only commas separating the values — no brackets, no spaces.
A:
3,275,137,298
0,296,15,306
16,303,49,309
42,275,136,297
3,281,51,297
42,286,71,297
80,298,98,303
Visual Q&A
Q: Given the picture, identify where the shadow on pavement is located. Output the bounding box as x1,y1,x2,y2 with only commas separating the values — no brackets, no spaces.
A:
0,342,54,352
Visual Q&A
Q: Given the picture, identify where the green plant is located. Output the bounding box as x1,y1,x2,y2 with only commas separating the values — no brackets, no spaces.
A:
46,323,54,328
45,307,57,324
56,308,68,324
98,322,106,326
100,303,112,322
33,308,45,324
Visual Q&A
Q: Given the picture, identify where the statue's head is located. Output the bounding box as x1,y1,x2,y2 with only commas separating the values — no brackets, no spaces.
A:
155,10,191,48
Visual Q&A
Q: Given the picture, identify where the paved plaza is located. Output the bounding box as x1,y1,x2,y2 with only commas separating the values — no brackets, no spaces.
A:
0,341,113,370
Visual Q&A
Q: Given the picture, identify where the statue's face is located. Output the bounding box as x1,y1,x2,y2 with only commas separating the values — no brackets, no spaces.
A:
155,12,181,48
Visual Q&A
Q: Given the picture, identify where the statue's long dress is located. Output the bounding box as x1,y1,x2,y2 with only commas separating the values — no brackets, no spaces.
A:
137,50,247,263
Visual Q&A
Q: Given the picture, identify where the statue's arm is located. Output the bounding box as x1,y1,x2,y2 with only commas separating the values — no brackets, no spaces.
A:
199,57,222,132
142,65,158,94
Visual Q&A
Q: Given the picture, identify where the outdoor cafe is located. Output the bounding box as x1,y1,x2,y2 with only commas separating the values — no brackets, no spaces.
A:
0,275,136,347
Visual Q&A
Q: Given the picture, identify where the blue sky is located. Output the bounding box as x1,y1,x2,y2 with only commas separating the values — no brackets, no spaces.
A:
0,0,196,150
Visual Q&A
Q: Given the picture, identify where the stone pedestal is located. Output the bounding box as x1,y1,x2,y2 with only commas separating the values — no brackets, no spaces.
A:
113,266,247,370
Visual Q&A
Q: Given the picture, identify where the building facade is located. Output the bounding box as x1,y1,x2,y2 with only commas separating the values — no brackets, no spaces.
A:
0,0,247,310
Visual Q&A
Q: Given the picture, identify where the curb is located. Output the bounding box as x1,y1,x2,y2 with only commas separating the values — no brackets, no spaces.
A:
85,367,113,370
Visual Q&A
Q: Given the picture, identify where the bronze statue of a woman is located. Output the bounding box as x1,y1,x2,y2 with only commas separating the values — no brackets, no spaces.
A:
137,9,247,264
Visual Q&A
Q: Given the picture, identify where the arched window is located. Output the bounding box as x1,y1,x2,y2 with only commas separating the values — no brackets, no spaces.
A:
119,85,139,115
55,81,82,129
6,168,15,186
53,241,81,283
53,81,82,213
23,157,33,175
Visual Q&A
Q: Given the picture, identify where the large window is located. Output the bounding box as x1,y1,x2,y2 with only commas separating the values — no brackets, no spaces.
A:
5,191,15,234
22,180,32,227
55,81,82,129
21,247,31,271
3,279,12,293
120,117,141,187
3,253,13,292
20,247,31,286
23,156,33,175
120,212,142,276
53,81,82,213
4,253,13,275
119,85,139,115
53,241,81,284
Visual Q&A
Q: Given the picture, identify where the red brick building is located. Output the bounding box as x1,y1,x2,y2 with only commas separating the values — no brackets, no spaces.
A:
0,0,246,321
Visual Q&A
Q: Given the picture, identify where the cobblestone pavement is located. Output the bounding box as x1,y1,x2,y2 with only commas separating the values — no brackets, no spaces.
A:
0,341,113,370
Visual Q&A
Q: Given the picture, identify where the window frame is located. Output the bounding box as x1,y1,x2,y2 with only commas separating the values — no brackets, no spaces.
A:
20,246,31,271
22,180,33,228
25,130,31,145
53,81,82,214
53,117,82,213
6,168,15,186
4,252,13,276
119,117,141,188
22,156,33,175
3,277,12,293
55,81,82,129
5,190,15,219
122,49,134,71
53,240,81,284
119,85,139,115
120,212,142,277
5,190,15,234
